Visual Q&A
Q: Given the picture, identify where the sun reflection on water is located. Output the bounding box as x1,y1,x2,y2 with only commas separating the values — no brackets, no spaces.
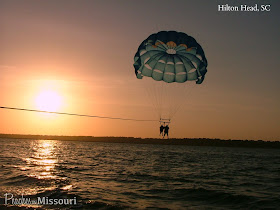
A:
25,140,58,179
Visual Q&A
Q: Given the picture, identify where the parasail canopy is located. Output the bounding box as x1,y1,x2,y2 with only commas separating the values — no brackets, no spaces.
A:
133,31,207,84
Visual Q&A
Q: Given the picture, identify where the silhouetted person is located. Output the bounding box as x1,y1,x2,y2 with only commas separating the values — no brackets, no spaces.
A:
164,125,169,138
160,124,164,136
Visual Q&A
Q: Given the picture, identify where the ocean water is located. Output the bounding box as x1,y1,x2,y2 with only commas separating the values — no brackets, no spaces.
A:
0,138,279,209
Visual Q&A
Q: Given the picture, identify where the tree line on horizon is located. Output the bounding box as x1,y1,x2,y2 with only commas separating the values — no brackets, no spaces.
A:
0,133,279,149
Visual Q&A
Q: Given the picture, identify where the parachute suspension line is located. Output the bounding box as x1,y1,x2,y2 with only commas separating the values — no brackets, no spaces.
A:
158,81,164,120
145,81,158,118
0,106,157,122
167,82,174,120
144,80,161,119
163,81,171,120
146,79,167,120
143,79,196,123
156,81,164,119
159,118,170,125
156,80,169,122
168,83,183,119
144,79,172,122
153,81,160,117
162,57,171,121
168,81,196,120
159,81,175,121
167,55,176,120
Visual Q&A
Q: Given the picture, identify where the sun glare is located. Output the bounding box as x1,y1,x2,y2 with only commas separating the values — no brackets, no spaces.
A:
35,90,62,112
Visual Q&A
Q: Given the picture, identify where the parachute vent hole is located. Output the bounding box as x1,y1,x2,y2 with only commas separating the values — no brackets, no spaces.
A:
166,49,176,54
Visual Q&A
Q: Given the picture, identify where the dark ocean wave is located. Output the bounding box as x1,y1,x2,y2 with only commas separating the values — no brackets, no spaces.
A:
4,174,44,186
172,188,255,203
55,165,89,172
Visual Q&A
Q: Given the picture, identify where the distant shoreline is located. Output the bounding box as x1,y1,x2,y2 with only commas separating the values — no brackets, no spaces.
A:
0,133,279,149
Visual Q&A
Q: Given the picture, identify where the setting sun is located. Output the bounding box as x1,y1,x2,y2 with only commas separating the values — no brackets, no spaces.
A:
35,90,62,112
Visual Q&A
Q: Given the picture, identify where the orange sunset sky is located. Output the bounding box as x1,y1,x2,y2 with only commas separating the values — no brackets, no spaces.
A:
0,1,279,140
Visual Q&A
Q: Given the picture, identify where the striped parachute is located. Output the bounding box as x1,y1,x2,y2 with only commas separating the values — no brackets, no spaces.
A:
133,31,208,122
133,31,207,84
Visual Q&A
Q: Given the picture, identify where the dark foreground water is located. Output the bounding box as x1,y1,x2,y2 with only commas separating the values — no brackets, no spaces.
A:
0,138,279,209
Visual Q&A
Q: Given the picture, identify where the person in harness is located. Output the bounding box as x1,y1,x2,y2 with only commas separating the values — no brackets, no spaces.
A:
160,122,165,136
163,125,169,139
